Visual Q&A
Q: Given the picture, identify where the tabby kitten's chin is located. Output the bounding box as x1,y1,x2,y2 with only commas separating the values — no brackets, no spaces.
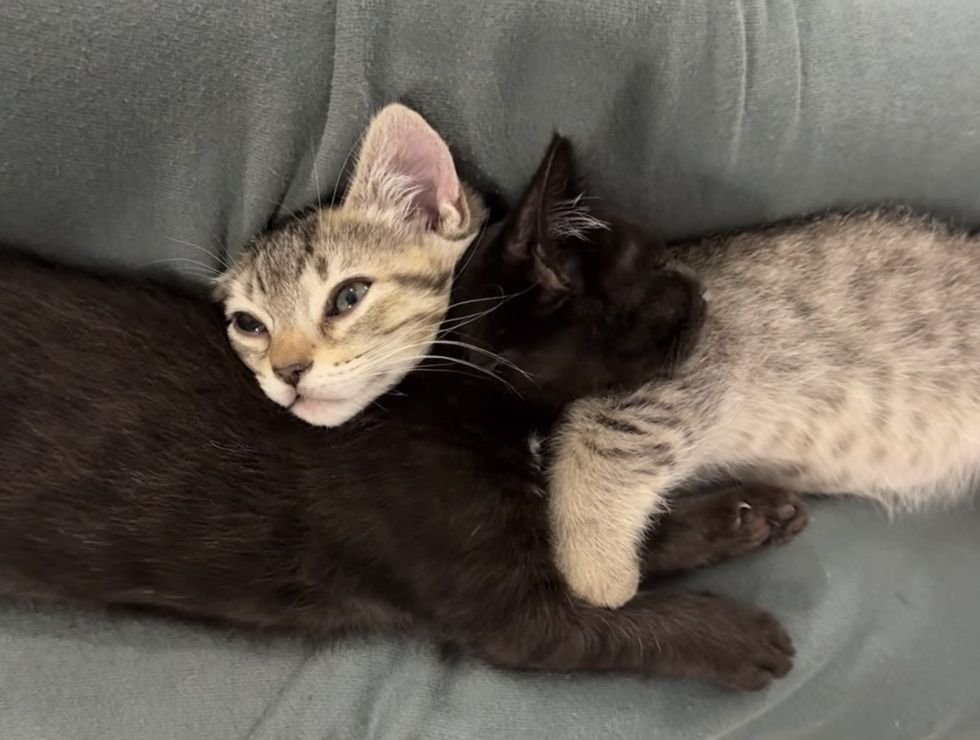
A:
217,103,485,426
268,372,401,427
290,394,370,428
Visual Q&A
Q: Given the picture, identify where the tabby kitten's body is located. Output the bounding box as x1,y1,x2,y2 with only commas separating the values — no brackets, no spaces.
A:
551,209,980,607
0,138,805,690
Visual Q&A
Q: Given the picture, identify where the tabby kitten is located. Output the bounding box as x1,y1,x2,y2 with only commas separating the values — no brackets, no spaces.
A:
0,137,806,691
541,207,980,607
217,104,485,427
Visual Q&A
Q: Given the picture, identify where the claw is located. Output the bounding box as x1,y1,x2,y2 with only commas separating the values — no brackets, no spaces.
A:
735,501,752,525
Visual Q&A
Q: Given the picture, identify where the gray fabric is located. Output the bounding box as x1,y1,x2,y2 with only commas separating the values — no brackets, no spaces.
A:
1,0,979,738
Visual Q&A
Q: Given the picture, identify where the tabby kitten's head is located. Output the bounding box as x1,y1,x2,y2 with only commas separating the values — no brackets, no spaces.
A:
216,104,485,427
456,135,705,411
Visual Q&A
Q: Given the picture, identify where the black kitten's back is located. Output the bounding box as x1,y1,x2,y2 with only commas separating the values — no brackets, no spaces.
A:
0,250,545,628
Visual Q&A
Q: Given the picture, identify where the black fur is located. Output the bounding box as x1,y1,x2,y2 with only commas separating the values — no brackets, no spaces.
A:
456,136,705,412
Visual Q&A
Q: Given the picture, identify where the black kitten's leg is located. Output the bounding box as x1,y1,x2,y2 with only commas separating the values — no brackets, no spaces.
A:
473,589,794,691
641,485,809,578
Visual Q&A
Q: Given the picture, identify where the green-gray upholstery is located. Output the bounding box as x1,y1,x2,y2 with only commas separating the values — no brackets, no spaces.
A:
1,1,979,737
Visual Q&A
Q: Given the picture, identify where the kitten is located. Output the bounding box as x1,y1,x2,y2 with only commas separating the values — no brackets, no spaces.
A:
537,206,980,607
0,138,807,690
217,104,485,427
457,136,706,412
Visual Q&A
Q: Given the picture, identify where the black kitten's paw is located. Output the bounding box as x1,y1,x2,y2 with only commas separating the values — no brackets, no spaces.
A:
644,593,794,691
708,604,795,691
643,486,810,578
732,487,809,550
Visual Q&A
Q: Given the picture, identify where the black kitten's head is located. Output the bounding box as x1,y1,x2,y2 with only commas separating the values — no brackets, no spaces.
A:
453,135,705,412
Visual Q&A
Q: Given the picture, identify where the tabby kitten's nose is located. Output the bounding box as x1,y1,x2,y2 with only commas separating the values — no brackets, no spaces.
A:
273,361,312,386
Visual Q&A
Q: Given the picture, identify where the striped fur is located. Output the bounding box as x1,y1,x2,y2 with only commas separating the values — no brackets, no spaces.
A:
550,209,980,606
216,104,485,427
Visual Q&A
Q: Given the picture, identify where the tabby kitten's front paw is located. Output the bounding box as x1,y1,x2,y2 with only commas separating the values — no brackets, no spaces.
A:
560,551,641,609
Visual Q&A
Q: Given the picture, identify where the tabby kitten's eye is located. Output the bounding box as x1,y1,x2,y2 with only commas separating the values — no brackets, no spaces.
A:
328,279,371,317
231,312,267,335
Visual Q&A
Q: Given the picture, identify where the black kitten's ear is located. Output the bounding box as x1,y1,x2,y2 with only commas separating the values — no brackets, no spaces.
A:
505,134,596,303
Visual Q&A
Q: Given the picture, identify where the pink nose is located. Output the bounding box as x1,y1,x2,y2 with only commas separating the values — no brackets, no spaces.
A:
273,361,312,386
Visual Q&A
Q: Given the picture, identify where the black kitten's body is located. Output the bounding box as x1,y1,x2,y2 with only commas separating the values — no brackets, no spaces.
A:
0,139,803,690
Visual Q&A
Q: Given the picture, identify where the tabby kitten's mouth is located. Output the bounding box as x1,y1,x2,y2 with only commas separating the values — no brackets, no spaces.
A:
290,393,348,413
276,356,413,427
289,394,363,427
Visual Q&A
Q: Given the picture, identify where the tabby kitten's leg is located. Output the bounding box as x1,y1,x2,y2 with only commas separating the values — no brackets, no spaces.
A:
475,590,793,690
641,486,809,578
548,391,703,607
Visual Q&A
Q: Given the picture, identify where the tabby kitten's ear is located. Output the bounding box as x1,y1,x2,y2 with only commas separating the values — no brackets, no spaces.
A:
343,103,473,240
505,134,606,308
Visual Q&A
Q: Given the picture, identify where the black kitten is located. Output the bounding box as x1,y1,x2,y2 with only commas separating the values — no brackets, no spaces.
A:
458,136,705,411
0,139,804,690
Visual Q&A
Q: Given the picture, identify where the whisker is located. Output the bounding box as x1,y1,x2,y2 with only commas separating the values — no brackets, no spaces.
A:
407,366,492,382
420,354,521,396
353,327,443,371
354,349,432,376
439,286,534,335
440,303,506,332
351,341,484,378
430,339,533,382
349,316,459,371
318,345,522,399
444,292,510,313
164,237,229,269
338,285,536,379
353,297,525,377
204,222,231,266
331,353,455,383
453,219,489,279
331,129,366,206
143,257,222,275
309,134,323,211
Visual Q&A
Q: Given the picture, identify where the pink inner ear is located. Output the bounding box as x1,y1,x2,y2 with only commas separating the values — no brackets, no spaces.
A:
358,107,462,229
388,132,460,227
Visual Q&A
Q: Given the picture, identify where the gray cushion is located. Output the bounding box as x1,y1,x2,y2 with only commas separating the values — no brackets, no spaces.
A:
1,0,979,737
